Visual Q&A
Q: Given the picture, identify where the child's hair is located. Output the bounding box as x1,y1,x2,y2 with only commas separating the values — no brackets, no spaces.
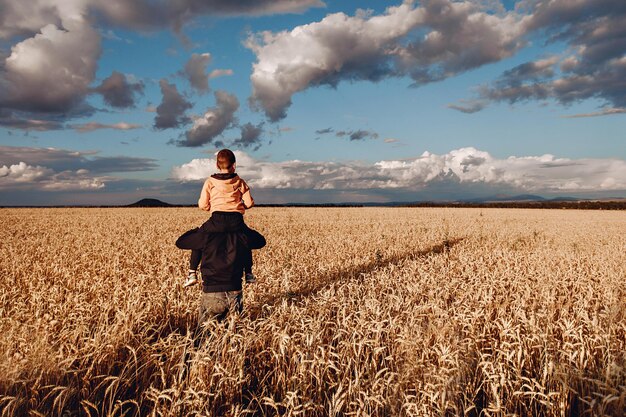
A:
216,149,236,170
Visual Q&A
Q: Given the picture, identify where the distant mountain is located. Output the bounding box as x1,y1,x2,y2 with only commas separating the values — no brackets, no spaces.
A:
462,194,546,203
126,198,173,207
497,194,546,201
547,196,580,202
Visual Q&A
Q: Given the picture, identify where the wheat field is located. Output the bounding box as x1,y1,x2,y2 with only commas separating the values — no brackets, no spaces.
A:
0,207,624,416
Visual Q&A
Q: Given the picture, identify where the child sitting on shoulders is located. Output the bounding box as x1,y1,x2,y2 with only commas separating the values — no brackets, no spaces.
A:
184,149,257,287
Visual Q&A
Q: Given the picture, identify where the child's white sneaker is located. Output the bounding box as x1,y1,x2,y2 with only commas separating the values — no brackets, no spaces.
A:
183,273,198,287
245,272,256,284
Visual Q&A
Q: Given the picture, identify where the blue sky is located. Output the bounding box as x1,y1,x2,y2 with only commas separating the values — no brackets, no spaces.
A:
0,0,625,205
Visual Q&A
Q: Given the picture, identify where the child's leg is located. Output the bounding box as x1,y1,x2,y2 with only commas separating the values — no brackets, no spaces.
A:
243,247,253,274
183,249,202,287
243,247,256,283
241,224,263,284
177,227,204,287
190,249,202,271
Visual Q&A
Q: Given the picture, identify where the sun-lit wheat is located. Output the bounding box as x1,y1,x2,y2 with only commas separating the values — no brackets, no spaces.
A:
0,207,624,416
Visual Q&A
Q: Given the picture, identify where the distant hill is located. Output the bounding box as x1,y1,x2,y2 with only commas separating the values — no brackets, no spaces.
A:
461,194,587,203
547,196,580,202
3,196,624,209
258,196,626,210
491,194,546,202
126,198,173,207
463,194,546,203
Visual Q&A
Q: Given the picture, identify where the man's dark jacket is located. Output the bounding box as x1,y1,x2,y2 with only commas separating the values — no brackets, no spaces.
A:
175,212,266,292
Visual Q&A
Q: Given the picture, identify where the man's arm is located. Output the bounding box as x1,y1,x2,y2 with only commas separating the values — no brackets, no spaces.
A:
175,227,206,250
198,178,211,211
243,227,266,249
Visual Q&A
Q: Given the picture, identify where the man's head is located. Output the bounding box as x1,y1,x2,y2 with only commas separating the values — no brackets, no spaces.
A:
216,149,236,172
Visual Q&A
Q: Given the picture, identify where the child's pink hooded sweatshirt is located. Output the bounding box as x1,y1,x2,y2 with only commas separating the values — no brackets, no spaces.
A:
198,173,254,215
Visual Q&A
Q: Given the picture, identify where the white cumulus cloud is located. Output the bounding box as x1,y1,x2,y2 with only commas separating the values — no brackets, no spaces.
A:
0,162,104,190
0,14,100,113
171,148,626,193
176,91,239,147
0,162,53,183
0,0,323,129
247,0,526,121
